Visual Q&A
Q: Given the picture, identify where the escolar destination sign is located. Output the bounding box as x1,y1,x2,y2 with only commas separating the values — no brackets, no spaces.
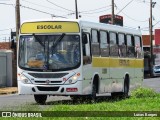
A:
20,21,80,34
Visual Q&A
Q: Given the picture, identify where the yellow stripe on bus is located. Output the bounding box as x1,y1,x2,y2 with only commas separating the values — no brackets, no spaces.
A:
92,57,143,68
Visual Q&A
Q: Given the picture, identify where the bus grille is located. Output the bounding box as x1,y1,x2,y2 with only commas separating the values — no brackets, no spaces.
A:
34,81,62,84
28,73,68,78
37,86,59,91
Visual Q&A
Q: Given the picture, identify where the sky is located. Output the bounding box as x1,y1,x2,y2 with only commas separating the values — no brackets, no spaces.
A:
0,0,160,42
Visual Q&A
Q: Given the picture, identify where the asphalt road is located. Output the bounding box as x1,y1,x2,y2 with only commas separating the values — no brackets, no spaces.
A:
0,78,160,110
142,77,160,93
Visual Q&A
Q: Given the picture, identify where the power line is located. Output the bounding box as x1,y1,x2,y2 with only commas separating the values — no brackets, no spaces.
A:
0,28,15,32
0,2,14,6
116,7,148,22
0,1,67,18
21,5,66,18
80,7,111,14
64,7,111,17
116,0,134,15
46,0,74,12
0,34,10,36
153,20,160,27
122,11,148,22
139,20,160,31
135,0,150,4
80,5,111,13
22,0,68,13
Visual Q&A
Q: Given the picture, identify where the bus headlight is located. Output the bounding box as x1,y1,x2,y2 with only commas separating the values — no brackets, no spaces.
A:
19,74,32,84
69,75,78,84
66,73,80,84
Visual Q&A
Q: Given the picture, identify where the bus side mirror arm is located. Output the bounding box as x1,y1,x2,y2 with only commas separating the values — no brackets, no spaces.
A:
82,33,88,44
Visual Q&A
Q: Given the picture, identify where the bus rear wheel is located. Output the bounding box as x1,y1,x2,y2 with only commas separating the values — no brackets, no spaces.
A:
122,80,129,98
111,78,129,98
34,95,47,105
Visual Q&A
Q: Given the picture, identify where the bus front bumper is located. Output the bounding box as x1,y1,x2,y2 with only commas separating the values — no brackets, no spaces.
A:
18,81,83,95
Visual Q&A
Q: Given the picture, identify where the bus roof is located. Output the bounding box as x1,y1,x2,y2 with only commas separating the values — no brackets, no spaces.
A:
21,18,141,36
79,20,141,36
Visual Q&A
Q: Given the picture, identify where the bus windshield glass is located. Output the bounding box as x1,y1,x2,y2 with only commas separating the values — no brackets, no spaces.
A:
19,34,80,71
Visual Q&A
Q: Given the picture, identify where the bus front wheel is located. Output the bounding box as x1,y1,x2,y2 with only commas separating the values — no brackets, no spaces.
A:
34,95,47,105
90,84,97,103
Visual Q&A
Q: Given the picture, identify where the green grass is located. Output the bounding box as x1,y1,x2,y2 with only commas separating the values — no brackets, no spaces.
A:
0,87,160,120
46,87,160,111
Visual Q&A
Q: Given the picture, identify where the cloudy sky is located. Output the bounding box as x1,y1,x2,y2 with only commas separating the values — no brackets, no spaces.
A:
0,0,160,41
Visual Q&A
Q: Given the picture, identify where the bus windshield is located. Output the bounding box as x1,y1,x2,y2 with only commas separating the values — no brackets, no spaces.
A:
19,34,80,71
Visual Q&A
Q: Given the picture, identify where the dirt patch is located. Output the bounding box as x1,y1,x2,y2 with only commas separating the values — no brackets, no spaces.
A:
0,87,18,95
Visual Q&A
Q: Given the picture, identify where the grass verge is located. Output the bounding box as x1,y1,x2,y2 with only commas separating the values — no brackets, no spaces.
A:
0,87,160,120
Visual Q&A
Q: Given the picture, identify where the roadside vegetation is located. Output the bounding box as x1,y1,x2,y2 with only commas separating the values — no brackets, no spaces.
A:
1,87,160,120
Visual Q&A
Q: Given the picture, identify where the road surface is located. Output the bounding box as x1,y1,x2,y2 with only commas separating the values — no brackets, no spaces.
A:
0,78,160,110
142,78,160,93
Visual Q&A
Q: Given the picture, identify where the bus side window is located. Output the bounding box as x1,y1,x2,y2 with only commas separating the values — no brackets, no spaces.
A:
91,29,100,56
109,32,118,57
118,33,126,57
100,31,109,57
134,36,142,58
82,32,91,65
126,35,135,58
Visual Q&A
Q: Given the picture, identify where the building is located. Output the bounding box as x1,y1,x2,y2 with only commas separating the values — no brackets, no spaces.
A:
0,42,11,50
142,29,160,77
99,14,123,26
0,42,17,87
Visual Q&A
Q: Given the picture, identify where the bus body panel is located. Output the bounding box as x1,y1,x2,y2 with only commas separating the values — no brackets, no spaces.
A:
17,19,143,97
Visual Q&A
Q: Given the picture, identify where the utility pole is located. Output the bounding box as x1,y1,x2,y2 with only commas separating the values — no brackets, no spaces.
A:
16,0,20,42
111,0,115,24
150,0,153,70
75,0,78,19
149,0,156,76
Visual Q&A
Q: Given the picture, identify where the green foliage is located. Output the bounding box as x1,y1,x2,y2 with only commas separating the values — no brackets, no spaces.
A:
1,87,160,120
131,87,158,98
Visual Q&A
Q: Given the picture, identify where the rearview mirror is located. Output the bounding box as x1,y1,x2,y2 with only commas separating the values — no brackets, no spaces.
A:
82,33,88,44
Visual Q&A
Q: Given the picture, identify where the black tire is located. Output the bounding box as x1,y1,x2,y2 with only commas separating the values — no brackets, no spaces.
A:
70,95,79,102
34,95,47,105
70,95,77,100
111,78,129,98
122,80,129,98
111,92,122,97
90,84,97,103
71,95,87,103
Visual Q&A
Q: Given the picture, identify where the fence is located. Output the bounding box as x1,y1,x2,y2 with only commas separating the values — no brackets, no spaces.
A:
0,50,12,87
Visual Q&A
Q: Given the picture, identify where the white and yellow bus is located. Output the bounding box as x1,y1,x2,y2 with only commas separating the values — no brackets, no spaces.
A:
17,19,143,104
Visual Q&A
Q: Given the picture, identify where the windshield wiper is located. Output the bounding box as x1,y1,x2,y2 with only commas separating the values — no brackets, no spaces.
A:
52,33,65,48
33,33,45,47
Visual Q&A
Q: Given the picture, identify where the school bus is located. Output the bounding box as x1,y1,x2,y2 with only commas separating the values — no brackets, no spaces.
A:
17,19,143,104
